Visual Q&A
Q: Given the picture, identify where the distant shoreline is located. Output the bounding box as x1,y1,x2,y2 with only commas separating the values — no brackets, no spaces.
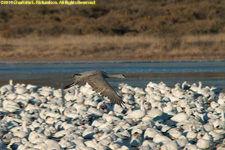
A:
1,0,225,62
1,35,225,62
0,57,225,63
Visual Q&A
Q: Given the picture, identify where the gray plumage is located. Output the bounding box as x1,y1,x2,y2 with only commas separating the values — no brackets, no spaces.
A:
64,70,125,106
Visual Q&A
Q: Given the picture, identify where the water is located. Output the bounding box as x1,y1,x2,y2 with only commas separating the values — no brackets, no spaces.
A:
0,61,225,92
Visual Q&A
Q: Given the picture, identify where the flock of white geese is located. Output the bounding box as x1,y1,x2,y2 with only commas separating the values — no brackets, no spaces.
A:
0,70,225,150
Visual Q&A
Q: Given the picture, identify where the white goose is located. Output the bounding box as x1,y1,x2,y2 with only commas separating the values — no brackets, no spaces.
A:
127,98,146,120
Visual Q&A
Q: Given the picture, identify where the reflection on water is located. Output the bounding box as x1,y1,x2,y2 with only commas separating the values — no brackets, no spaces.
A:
0,61,225,92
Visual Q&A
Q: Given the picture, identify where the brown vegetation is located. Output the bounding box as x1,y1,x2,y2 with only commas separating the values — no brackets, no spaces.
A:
0,0,225,61
0,34,224,61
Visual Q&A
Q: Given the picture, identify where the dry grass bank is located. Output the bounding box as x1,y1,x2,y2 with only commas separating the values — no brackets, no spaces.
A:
0,0,225,37
0,34,224,62
1,0,225,61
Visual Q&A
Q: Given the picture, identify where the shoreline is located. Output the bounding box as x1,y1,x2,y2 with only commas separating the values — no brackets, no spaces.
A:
0,57,224,63
1,34,225,63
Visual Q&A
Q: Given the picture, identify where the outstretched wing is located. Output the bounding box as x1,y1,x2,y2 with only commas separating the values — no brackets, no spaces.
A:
86,74,124,106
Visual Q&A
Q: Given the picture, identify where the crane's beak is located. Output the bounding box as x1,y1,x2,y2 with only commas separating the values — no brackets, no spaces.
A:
106,73,126,78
